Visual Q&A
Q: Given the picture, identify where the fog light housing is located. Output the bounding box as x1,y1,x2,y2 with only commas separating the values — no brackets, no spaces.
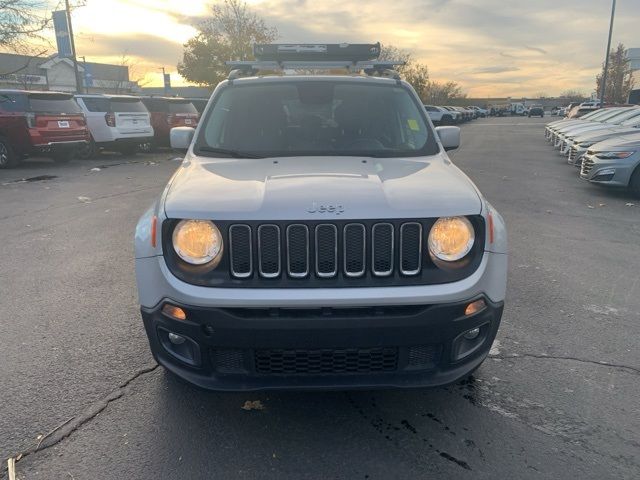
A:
168,332,186,345
464,299,486,316
158,328,201,366
463,327,480,340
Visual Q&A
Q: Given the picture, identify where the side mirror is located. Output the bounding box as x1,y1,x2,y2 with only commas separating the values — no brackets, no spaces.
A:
435,126,460,151
170,127,195,153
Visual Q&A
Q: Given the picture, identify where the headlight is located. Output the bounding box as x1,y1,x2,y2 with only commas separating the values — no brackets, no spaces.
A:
428,216,475,263
172,219,223,266
595,151,635,159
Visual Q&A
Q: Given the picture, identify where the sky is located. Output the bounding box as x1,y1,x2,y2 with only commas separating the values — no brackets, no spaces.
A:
41,0,640,97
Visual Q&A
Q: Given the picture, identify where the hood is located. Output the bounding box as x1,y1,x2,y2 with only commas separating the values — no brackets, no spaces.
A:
574,127,639,143
590,132,640,151
164,154,482,221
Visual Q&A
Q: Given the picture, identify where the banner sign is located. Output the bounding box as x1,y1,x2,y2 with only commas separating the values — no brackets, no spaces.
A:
52,10,73,58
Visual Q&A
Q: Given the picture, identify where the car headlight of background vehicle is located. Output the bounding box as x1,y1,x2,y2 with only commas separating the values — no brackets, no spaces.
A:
595,151,635,159
428,216,475,265
172,219,223,267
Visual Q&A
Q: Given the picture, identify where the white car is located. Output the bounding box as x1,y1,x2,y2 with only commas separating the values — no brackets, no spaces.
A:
134,43,507,391
74,94,154,158
468,106,487,118
424,105,456,125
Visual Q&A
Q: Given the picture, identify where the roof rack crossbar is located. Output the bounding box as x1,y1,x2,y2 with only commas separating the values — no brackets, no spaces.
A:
225,60,405,79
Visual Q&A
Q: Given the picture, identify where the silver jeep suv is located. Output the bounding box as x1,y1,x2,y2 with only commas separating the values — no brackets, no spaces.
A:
134,43,507,391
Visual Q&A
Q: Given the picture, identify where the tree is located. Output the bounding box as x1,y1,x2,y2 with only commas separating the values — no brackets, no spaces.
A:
404,63,430,99
378,43,413,76
0,0,51,52
424,80,466,105
596,43,635,104
177,0,277,87
560,89,587,103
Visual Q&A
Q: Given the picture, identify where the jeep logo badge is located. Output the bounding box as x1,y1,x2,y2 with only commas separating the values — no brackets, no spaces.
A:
307,202,344,215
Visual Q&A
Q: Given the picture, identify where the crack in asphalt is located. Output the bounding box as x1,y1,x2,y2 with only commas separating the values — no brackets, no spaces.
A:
3,364,158,477
491,352,640,375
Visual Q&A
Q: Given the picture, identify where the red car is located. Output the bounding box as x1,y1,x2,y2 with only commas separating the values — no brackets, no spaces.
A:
0,90,89,168
140,97,199,148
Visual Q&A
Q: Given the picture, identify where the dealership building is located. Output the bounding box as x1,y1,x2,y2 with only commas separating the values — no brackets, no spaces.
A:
0,52,140,94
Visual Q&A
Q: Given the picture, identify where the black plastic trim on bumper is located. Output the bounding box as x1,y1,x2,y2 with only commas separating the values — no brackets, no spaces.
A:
141,297,504,391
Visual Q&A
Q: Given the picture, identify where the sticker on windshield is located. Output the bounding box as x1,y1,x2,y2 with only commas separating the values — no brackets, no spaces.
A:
407,119,419,131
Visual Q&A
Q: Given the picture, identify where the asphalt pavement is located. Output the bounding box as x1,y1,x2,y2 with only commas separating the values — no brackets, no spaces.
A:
1,117,639,479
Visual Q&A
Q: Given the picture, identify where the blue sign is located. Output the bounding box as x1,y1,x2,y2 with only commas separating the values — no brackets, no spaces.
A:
52,10,73,58
83,63,93,87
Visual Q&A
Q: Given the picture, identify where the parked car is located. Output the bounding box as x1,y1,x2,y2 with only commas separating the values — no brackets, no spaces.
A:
0,89,89,168
74,94,154,158
468,106,487,117
187,97,210,114
528,105,544,118
580,132,640,196
565,112,640,165
134,43,507,391
440,106,462,123
140,96,199,148
424,105,455,125
545,107,626,146
555,107,640,153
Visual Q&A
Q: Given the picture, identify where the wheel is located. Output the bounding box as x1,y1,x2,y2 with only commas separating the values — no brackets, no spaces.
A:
0,136,18,168
118,144,138,156
51,150,73,163
75,139,97,160
630,167,640,198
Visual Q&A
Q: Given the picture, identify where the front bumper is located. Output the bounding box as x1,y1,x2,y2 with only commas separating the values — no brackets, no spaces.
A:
580,155,638,186
142,296,503,391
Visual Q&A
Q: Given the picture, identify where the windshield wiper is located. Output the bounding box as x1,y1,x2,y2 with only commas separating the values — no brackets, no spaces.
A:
197,146,265,159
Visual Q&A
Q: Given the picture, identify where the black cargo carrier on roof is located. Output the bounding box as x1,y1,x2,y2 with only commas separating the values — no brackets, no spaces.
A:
253,43,381,62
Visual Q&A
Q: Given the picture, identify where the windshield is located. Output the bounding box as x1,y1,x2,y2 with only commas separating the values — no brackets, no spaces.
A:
196,81,436,158
603,108,640,124
168,101,197,114
111,98,148,113
28,94,82,114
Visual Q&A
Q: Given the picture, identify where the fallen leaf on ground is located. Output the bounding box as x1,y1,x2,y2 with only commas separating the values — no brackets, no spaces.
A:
598,203,606,207
90,168,101,172
587,205,595,209
241,400,265,411
77,196,91,203
625,203,635,207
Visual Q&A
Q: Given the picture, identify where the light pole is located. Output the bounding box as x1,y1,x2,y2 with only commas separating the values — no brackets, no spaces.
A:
599,0,616,107
64,0,82,94
160,67,167,96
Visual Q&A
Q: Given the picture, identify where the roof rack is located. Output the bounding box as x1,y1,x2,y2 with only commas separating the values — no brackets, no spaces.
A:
225,43,405,80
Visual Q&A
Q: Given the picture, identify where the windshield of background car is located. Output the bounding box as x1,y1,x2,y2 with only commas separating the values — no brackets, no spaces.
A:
197,81,437,157
606,108,640,124
110,99,148,113
27,94,82,114
168,101,197,114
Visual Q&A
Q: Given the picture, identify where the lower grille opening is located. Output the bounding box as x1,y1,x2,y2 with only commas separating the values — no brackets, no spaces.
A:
255,347,399,375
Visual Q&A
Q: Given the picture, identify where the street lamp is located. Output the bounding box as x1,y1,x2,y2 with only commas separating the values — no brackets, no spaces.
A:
599,0,616,107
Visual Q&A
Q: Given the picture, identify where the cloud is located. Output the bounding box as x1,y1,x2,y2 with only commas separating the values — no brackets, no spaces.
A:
68,0,640,96
524,45,548,55
470,66,521,74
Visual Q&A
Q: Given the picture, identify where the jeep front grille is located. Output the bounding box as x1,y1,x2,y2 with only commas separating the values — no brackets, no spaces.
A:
229,221,425,280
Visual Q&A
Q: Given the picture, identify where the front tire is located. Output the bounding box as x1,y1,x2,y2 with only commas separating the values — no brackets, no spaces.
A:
630,167,640,198
0,136,18,169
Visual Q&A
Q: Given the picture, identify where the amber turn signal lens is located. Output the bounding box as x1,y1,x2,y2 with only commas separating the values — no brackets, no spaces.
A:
464,299,486,316
162,304,187,321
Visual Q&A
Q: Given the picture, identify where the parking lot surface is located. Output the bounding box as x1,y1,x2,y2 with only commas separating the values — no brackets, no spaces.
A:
1,117,639,479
